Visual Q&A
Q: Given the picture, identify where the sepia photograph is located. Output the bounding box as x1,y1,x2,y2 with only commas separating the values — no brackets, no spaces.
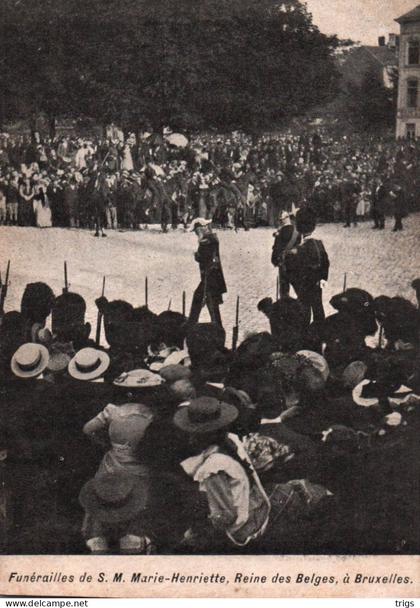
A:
0,0,419,589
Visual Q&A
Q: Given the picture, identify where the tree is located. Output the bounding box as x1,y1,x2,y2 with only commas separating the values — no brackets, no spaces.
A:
0,0,340,133
345,67,396,131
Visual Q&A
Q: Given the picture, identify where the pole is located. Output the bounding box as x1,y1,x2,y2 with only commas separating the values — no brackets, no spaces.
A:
95,276,106,346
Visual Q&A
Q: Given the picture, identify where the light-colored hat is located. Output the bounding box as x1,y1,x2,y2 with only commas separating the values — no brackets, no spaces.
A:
278,210,291,222
68,347,110,381
11,343,49,379
296,350,329,381
113,369,164,388
187,218,212,232
162,349,191,368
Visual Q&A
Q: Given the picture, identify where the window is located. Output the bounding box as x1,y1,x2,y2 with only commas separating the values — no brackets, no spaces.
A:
407,79,418,108
408,39,420,64
406,124,416,140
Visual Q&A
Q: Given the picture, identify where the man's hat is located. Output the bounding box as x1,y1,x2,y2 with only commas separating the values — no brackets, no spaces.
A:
68,347,110,381
187,218,212,232
11,343,49,379
296,350,329,381
79,472,148,523
173,397,238,434
159,364,192,383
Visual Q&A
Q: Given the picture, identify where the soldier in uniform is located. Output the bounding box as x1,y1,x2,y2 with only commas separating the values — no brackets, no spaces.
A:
287,208,330,329
188,218,227,328
271,210,301,298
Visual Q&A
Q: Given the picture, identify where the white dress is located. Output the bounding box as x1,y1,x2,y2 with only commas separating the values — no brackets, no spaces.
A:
33,198,52,227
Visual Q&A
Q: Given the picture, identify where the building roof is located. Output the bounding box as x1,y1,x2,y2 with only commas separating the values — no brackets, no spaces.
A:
363,46,398,67
395,5,420,24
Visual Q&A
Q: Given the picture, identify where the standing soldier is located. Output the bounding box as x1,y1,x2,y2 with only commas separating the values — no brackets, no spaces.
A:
271,210,301,298
371,176,387,230
288,208,329,329
390,181,408,232
188,218,227,328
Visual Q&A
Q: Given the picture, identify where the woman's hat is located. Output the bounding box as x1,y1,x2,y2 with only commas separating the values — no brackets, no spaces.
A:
68,347,110,381
113,368,164,388
162,349,191,368
11,343,49,379
296,350,329,381
187,218,212,232
173,397,238,434
79,472,148,523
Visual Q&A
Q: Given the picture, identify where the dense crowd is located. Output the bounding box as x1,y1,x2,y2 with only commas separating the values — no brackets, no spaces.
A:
0,258,419,554
0,129,419,232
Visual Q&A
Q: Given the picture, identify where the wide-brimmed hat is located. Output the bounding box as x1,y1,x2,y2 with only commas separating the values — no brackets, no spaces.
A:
113,368,164,388
11,343,49,379
173,397,238,434
79,472,148,523
68,347,110,381
296,350,329,381
187,218,212,232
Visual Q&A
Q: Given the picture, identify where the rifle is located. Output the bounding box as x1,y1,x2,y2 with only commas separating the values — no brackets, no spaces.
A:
145,276,148,309
276,274,280,301
231,295,240,352
63,261,69,294
343,272,347,293
167,298,172,311
182,290,186,317
378,323,383,350
0,261,10,315
95,276,106,346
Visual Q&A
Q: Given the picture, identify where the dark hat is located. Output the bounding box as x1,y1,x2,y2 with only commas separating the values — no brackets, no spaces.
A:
79,472,148,523
173,397,238,434
159,364,192,383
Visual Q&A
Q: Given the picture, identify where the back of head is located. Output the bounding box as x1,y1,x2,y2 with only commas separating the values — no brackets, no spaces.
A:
234,332,277,371
295,207,316,234
153,311,187,350
52,292,87,341
186,323,226,367
21,282,55,324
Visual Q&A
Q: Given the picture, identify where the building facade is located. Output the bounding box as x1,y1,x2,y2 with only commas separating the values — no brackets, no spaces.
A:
395,5,420,139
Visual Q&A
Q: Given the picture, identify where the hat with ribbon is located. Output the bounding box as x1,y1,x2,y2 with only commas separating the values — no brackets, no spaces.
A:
68,347,110,381
11,343,49,379
173,397,238,434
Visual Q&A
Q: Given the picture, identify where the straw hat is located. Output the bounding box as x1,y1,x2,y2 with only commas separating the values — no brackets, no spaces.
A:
11,343,49,379
296,350,329,381
68,348,110,381
173,397,238,434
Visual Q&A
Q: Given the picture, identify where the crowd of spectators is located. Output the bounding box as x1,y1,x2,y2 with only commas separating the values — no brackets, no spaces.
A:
0,270,419,554
0,128,418,232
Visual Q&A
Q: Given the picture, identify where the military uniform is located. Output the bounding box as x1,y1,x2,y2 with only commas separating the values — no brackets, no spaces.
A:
271,223,301,297
189,232,227,327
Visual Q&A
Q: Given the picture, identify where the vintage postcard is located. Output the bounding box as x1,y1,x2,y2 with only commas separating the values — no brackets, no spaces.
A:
0,0,419,599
